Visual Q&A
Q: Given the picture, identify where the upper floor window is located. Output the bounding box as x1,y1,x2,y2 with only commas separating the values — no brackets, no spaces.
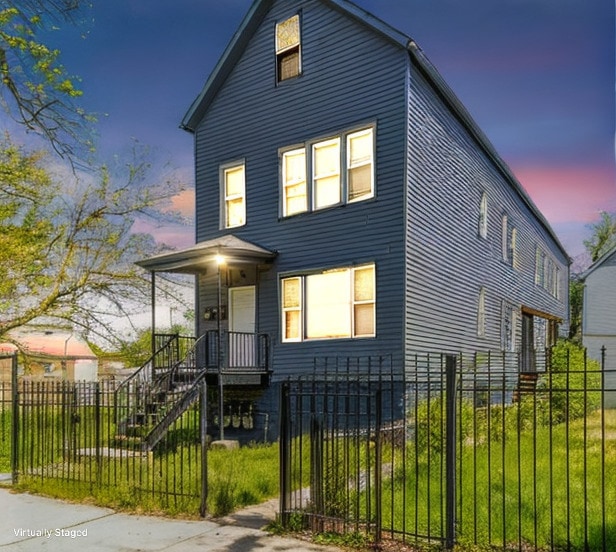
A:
313,138,341,209
478,193,488,238
276,14,301,83
281,264,375,342
222,163,245,228
535,246,560,299
347,129,374,202
281,127,374,217
501,214,517,267
282,148,307,216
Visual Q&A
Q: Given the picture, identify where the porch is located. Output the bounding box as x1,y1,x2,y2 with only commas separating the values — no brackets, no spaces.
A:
151,330,271,387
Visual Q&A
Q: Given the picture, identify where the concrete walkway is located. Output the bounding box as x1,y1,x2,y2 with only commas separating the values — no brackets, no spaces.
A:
0,488,339,551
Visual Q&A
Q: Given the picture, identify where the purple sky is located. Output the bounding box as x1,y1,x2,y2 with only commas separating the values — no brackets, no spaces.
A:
38,0,615,266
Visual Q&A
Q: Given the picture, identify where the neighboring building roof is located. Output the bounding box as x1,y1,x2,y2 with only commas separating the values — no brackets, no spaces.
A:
0,328,97,359
179,0,569,262
581,245,616,280
136,234,277,273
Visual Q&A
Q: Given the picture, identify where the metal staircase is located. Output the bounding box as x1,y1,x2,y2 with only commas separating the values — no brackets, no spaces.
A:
114,331,270,451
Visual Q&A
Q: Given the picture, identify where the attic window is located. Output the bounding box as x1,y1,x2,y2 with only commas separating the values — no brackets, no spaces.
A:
276,14,301,82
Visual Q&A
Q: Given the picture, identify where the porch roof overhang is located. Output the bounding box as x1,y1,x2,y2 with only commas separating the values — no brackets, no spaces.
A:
135,235,277,274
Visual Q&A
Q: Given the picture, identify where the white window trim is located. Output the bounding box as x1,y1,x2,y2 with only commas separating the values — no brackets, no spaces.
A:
346,128,374,203
221,162,246,229
275,14,302,83
281,264,376,342
281,148,307,217
479,193,488,238
281,277,302,342
501,215,508,262
312,137,341,210
280,125,376,218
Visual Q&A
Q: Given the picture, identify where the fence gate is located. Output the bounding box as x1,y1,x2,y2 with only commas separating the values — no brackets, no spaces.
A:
278,357,452,548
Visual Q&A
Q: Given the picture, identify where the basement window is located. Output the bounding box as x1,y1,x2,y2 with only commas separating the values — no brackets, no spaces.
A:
276,14,301,83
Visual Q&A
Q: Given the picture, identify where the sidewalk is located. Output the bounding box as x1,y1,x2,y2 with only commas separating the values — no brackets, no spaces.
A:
0,488,339,551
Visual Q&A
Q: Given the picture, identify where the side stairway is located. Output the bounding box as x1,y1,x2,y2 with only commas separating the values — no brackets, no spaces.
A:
513,371,540,402
114,334,205,452
114,331,271,451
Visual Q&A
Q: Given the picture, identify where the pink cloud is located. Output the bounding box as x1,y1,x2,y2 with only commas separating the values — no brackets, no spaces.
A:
166,188,195,220
512,164,616,225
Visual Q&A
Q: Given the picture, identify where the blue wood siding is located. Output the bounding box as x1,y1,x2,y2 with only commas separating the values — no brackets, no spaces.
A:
193,0,409,378
405,59,569,358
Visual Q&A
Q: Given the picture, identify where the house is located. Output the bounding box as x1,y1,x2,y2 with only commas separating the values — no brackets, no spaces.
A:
0,327,98,382
137,0,569,440
581,246,616,407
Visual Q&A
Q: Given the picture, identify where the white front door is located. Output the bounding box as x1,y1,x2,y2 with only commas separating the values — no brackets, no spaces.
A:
228,286,256,367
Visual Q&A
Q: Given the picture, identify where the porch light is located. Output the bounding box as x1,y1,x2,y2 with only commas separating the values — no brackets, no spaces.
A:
215,254,226,266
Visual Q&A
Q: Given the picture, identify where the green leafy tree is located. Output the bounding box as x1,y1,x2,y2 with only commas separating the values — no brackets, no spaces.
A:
0,136,187,346
583,211,616,263
568,274,584,343
0,1,93,160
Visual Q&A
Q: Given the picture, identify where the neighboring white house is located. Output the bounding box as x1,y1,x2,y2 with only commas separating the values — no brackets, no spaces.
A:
0,327,98,382
582,245,616,407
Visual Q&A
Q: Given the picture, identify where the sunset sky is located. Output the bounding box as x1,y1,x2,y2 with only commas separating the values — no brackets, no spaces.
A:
34,0,615,267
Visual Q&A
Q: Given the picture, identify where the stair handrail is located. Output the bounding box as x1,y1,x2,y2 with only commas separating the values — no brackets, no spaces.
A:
143,370,208,451
115,333,182,394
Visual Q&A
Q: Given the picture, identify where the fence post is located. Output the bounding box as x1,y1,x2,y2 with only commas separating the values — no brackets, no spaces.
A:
374,389,382,544
199,378,208,517
279,381,291,526
10,352,18,485
445,355,458,549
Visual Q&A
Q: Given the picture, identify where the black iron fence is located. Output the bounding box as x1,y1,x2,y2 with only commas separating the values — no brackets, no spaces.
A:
279,347,616,551
8,378,209,516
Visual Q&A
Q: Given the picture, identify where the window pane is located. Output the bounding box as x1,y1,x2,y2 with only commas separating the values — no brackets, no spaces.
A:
354,266,374,301
283,149,307,216
348,131,372,165
284,149,305,182
315,175,340,208
285,311,300,340
278,49,300,81
276,15,300,52
226,198,244,227
349,165,372,201
354,304,374,336
314,140,340,176
306,271,351,338
225,167,244,196
283,278,300,308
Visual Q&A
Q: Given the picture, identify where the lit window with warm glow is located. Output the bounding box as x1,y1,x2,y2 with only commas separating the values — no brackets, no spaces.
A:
222,164,245,228
281,264,375,342
282,148,307,216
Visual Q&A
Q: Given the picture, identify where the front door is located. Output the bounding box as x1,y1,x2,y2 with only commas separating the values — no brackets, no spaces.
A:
228,286,256,367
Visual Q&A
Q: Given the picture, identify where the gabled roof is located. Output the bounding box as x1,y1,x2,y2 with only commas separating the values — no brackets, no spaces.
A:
180,0,411,132
180,0,569,262
136,235,277,274
581,244,616,280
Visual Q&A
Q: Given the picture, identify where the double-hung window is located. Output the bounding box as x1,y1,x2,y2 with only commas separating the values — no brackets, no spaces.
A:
313,138,341,209
276,14,301,83
347,129,374,202
281,264,375,342
478,193,488,238
282,149,307,216
222,163,245,228
281,127,374,216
